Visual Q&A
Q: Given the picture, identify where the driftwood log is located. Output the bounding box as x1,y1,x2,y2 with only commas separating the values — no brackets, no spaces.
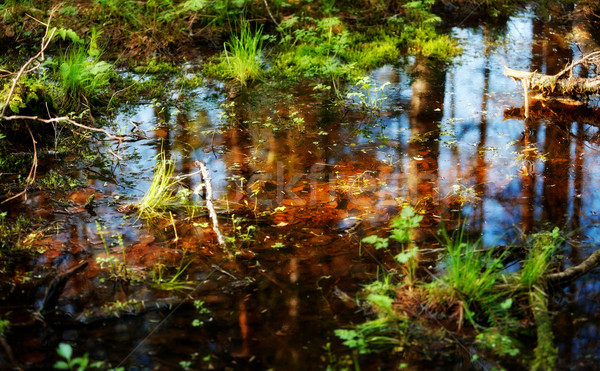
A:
504,51,600,118
505,5,600,118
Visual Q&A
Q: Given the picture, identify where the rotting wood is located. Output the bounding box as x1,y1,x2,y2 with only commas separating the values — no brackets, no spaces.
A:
504,6,600,118
505,64,600,96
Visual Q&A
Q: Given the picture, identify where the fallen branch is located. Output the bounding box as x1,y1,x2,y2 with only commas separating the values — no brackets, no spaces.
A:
1,114,125,141
546,248,600,286
505,66,600,96
195,160,226,246
505,51,600,118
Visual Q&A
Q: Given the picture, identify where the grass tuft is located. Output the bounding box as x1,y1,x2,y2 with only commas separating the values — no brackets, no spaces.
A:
223,21,265,87
136,156,181,220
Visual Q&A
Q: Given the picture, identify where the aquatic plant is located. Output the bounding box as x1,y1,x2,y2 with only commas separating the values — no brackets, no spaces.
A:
361,206,423,284
136,156,182,220
192,299,211,327
95,223,135,282
346,76,390,115
223,21,266,87
151,260,194,292
519,228,561,287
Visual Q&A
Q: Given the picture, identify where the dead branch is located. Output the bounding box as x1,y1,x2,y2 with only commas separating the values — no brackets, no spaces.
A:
504,66,600,95
195,160,226,246
546,248,600,286
1,114,125,141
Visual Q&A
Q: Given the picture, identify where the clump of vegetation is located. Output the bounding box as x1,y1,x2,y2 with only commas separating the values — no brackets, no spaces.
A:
222,21,267,87
48,31,114,111
339,211,565,369
398,0,461,59
135,156,182,220
0,212,43,250
54,342,106,370
430,225,508,327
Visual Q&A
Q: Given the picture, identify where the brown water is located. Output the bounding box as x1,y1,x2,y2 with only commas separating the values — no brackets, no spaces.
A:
2,6,600,370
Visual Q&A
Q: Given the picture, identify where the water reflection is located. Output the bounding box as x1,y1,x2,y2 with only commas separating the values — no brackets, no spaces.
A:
4,5,600,370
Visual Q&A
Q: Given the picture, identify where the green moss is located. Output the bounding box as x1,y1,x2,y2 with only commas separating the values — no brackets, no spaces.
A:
133,57,179,74
343,35,401,71
0,75,54,115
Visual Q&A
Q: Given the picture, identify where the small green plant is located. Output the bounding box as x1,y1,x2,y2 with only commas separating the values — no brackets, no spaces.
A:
475,328,520,357
0,317,9,335
335,316,407,355
151,259,193,292
95,222,140,282
361,206,423,284
50,30,113,110
192,299,211,327
223,21,266,87
346,76,390,114
54,343,104,370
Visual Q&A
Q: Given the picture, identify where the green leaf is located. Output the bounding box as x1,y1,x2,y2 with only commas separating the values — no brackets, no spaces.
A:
76,353,89,371
362,235,379,244
362,235,388,249
394,247,418,264
366,293,394,314
500,298,513,310
54,360,70,369
57,343,72,360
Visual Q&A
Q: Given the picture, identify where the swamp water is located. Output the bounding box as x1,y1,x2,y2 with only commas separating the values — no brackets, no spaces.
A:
2,7,600,370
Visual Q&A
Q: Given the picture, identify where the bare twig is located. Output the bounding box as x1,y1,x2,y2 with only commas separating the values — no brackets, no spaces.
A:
2,124,38,204
262,0,280,27
1,115,125,141
195,160,226,246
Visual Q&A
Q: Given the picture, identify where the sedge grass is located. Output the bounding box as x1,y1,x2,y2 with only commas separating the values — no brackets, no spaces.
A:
54,43,112,109
223,21,265,87
136,156,181,220
432,226,507,326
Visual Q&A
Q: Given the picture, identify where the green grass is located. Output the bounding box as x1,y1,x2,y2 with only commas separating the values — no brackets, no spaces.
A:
223,21,265,87
136,156,182,220
433,226,507,325
519,228,561,287
52,41,113,110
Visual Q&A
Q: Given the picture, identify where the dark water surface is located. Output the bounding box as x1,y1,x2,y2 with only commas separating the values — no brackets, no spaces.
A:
2,6,600,370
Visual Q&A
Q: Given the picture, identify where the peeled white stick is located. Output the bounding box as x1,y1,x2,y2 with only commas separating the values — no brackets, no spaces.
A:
195,161,226,246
